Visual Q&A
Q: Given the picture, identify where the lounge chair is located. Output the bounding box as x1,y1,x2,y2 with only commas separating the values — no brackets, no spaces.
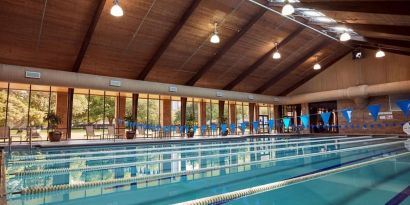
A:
26,127,42,141
84,125,101,140
0,126,10,142
107,125,123,139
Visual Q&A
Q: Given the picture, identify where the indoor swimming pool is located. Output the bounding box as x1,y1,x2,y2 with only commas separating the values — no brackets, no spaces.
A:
4,136,410,205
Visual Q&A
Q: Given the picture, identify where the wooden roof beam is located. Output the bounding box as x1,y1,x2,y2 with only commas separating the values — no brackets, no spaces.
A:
223,26,306,90
185,8,266,86
137,0,201,80
300,1,410,15
72,0,106,72
279,49,352,96
254,40,330,94
345,23,410,36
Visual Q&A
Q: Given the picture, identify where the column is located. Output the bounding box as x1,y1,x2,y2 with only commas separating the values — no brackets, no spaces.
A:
199,101,206,127
56,91,68,140
218,100,225,123
131,93,139,121
249,103,255,133
181,97,187,126
116,96,126,137
229,103,236,125
161,99,171,126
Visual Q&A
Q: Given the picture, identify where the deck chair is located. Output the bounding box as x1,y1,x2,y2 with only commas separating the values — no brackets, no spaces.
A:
26,127,42,141
107,125,122,139
0,126,10,142
84,125,101,140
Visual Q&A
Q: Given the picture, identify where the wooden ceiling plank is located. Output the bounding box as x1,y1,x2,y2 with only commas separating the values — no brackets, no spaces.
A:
185,8,266,86
223,26,306,90
300,1,410,15
137,0,201,80
72,0,106,72
254,40,330,94
279,49,352,96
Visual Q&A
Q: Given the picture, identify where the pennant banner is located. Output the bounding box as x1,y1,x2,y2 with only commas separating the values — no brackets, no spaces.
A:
221,124,227,133
300,115,309,128
321,112,331,125
240,122,246,134
341,109,352,124
230,124,236,133
268,120,274,131
368,104,380,121
253,121,259,133
201,125,206,135
211,124,217,132
396,100,410,117
283,118,291,129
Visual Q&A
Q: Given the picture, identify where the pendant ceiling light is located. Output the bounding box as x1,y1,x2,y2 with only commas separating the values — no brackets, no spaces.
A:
313,56,321,70
281,0,295,16
210,23,220,44
375,49,385,58
340,31,351,42
272,42,281,59
111,0,124,17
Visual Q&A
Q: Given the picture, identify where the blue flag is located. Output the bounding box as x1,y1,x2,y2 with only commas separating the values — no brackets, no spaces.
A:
300,115,309,128
396,100,410,117
283,118,291,129
211,124,217,132
341,109,352,124
321,112,331,125
368,104,380,121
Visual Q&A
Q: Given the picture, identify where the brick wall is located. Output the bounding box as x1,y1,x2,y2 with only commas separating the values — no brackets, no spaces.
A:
337,96,408,135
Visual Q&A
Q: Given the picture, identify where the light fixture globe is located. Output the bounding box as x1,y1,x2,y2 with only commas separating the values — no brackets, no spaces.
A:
210,33,220,44
110,0,124,17
375,49,385,58
272,51,281,59
282,4,295,16
340,32,351,42
313,63,321,70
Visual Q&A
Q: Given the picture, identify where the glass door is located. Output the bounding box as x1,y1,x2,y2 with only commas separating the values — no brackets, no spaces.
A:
259,115,268,133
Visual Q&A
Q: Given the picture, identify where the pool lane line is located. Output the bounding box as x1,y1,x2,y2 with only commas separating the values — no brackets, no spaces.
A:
14,141,406,194
9,136,356,160
9,138,390,172
385,186,410,205
7,136,380,166
14,147,404,201
8,136,357,161
8,137,399,176
174,151,410,205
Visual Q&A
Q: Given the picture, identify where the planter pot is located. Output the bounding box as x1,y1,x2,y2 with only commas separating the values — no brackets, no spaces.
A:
221,131,228,136
187,131,194,138
126,131,136,139
48,131,62,142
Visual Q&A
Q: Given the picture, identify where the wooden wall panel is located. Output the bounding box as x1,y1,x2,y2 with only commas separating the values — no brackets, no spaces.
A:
290,49,410,95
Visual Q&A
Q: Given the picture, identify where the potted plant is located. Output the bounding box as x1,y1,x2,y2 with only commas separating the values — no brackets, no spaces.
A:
218,116,229,136
124,115,136,139
44,113,62,142
186,113,196,138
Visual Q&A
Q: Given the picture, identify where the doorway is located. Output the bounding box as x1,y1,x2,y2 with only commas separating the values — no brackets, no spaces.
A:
259,115,269,133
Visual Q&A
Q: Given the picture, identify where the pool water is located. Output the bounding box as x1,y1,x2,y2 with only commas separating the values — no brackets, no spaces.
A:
4,136,410,205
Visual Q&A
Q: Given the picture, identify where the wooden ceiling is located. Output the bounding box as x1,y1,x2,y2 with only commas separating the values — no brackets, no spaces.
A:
0,0,408,96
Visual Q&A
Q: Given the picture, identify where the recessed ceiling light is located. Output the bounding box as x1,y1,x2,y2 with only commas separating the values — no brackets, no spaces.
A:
302,10,325,17
313,16,336,23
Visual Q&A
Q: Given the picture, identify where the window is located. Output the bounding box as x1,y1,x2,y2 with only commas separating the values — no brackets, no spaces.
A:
171,100,181,125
